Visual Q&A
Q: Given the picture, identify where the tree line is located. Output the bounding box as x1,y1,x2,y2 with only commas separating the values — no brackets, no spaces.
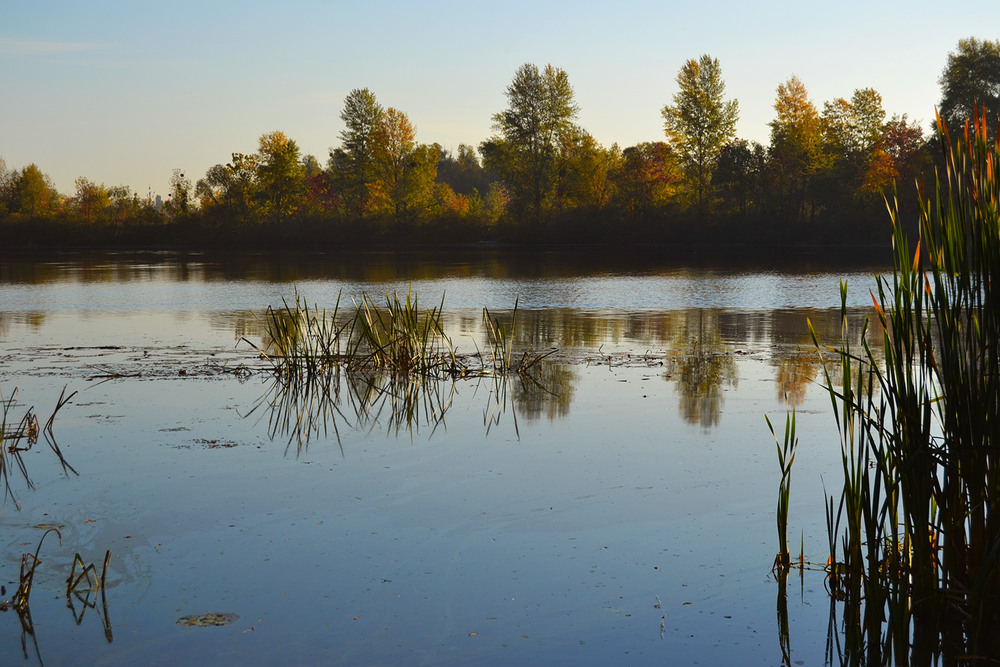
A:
2,37,998,249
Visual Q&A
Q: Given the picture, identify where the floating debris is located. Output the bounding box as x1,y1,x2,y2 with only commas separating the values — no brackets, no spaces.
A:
176,612,239,627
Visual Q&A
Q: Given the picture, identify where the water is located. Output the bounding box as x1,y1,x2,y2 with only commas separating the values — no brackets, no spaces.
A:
0,250,890,665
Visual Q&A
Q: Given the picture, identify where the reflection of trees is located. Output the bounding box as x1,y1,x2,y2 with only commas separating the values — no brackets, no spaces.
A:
0,312,48,340
767,307,884,405
511,363,576,421
665,311,737,428
774,354,817,405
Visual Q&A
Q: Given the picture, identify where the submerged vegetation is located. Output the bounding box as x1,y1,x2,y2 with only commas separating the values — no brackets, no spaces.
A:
793,110,1000,662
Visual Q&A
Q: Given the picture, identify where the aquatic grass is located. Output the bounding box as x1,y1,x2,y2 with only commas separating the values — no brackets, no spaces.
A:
245,289,565,448
243,291,353,380
806,109,1000,662
483,298,554,375
10,528,61,613
767,409,798,570
351,289,459,377
66,550,111,597
0,386,76,513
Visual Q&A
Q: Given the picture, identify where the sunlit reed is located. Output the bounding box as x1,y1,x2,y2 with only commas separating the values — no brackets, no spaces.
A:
806,109,1000,662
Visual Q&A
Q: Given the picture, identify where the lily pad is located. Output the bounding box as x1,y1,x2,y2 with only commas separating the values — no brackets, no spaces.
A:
176,612,239,627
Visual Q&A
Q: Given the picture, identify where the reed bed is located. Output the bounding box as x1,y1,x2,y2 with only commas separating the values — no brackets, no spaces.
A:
807,110,1000,663
245,290,554,447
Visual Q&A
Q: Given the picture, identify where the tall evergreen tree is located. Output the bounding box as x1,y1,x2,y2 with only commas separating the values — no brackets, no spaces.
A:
332,88,384,216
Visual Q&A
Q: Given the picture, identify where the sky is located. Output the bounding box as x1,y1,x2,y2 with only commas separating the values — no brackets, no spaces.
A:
3,0,997,200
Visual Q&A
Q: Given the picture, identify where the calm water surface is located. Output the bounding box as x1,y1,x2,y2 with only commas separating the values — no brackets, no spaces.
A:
0,250,890,665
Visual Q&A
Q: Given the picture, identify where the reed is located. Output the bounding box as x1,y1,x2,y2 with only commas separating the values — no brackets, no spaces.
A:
812,109,1000,661
767,410,798,570
11,528,60,612
0,386,76,512
352,289,459,376
482,298,553,374
244,291,352,380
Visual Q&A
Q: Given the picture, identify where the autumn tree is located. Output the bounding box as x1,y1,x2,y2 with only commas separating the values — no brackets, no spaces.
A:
480,63,580,222
938,37,1000,137
661,55,739,214
768,76,824,223
73,177,111,221
612,142,682,217
10,164,60,217
368,107,438,222
552,130,619,211
255,130,305,222
879,114,928,187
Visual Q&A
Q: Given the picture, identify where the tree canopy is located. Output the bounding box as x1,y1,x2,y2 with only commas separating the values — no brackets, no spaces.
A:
661,55,739,213
480,63,580,222
938,37,1000,136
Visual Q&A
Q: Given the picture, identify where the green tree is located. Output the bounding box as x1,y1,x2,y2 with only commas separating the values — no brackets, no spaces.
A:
12,164,60,217
331,88,384,216
819,88,887,207
715,139,766,216
938,37,1000,137
661,55,739,213
255,130,305,222
0,157,14,215
480,63,580,222
164,169,191,217
196,153,259,219
436,144,490,196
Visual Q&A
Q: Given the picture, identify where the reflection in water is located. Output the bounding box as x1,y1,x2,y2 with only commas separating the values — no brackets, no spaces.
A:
511,363,576,421
249,360,573,450
776,569,791,666
0,248,891,286
665,311,738,428
235,304,884,436
775,354,817,406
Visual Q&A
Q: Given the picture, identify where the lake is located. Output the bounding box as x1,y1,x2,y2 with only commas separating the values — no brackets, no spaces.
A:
0,249,890,665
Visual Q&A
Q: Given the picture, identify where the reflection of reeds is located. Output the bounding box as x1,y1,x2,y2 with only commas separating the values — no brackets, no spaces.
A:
2,529,113,649
810,111,1000,662
0,386,76,512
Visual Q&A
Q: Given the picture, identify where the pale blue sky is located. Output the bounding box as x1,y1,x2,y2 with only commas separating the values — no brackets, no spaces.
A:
2,1,995,199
